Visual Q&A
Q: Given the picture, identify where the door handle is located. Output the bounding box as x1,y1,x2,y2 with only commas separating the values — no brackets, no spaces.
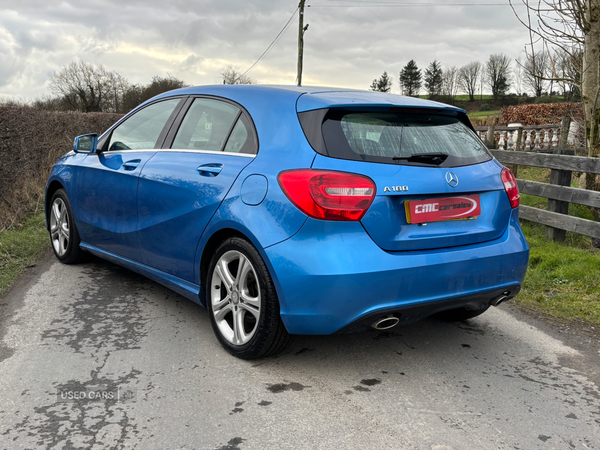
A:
197,163,223,177
122,159,141,170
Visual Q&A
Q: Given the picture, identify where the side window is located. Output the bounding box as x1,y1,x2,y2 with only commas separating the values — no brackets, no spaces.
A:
172,98,239,151
223,115,257,155
108,99,181,151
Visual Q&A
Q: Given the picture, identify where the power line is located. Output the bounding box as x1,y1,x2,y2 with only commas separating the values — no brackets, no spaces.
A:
240,1,516,79
311,2,516,7
241,8,299,78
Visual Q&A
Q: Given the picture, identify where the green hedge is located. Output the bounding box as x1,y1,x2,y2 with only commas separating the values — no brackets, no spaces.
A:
0,107,123,230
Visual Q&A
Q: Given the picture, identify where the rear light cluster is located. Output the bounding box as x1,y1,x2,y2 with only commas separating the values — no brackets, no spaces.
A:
501,167,520,208
278,170,376,221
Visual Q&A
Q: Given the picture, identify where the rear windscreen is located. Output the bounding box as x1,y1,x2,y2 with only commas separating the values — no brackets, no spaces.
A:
302,109,492,167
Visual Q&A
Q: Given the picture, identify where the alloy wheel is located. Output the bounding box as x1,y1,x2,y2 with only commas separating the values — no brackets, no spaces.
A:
50,197,70,257
210,250,261,346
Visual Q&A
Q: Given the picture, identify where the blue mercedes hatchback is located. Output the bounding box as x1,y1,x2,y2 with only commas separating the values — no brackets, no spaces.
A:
46,85,529,359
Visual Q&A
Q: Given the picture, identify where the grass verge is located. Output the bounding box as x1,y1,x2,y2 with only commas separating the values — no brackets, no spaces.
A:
0,211,50,297
516,221,600,325
513,165,600,325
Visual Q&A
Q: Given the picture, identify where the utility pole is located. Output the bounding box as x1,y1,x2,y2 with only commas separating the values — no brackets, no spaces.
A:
297,0,308,86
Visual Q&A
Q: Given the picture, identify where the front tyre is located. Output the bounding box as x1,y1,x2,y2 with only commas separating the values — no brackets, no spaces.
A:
207,237,291,359
49,189,85,264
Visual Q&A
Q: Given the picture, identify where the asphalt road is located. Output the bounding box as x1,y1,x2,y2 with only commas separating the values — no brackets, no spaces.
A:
1,253,599,450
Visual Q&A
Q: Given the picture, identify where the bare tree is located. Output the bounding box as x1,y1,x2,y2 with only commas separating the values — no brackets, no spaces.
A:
49,61,127,112
486,54,512,101
105,72,130,113
442,66,458,99
523,50,550,97
479,67,486,100
509,0,600,196
552,47,581,100
221,66,255,85
122,75,187,112
513,56,525,96
457,61,481,101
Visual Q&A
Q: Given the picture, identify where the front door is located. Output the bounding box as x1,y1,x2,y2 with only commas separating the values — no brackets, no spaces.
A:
76,98,183,261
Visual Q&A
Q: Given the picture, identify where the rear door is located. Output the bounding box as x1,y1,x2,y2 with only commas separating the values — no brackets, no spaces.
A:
76,98,184,261
137,97,257,282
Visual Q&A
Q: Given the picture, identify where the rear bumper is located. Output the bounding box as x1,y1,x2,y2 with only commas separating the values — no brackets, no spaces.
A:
262,209,529,335
336,285,520,333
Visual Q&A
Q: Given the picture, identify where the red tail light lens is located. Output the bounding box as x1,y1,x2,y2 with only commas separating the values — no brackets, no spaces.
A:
501,167,520,209
278,170,376,221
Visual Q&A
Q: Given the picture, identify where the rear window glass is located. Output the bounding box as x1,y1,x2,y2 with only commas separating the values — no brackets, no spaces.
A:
172,98,240,151
317,110,491,167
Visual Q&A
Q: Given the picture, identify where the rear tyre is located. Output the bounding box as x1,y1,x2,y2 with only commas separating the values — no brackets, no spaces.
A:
49,189,85,264
434,306,490,322
207,237,291,359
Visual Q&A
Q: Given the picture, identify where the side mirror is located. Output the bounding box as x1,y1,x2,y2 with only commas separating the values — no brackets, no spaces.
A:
73,133,98,154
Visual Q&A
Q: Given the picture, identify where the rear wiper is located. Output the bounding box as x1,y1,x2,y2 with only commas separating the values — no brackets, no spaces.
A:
392,152,449,165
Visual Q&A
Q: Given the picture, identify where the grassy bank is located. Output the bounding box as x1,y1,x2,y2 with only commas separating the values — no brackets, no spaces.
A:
513,165,599,324
517,221,599,324
0,211,50,297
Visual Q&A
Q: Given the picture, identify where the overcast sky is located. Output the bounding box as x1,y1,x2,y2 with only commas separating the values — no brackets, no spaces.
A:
0,0,532,100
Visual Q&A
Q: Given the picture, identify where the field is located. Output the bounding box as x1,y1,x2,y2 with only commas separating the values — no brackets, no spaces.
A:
467,109,502,126
467,110,502,118
418,94,494,101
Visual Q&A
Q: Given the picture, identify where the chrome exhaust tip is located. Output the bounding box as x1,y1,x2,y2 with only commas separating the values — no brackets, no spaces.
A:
370,315,400,330
491,291,511,306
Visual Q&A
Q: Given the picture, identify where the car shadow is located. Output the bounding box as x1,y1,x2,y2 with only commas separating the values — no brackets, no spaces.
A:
78,255,516,376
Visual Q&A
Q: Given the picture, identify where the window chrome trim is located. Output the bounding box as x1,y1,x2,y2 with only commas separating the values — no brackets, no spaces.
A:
103,148,256,158
157,149,256,158
101,149,157,154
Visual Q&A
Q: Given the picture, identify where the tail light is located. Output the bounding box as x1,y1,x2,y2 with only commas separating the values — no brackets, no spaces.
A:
501,167,520,209
278,170,376,221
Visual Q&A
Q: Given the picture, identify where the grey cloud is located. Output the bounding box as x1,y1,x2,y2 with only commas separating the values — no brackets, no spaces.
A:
0,0,532,99
177,54,204,72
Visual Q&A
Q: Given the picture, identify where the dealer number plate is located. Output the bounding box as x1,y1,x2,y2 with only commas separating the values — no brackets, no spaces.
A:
405,195,481,224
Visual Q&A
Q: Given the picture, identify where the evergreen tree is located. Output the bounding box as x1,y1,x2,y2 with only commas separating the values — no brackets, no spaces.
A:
399,60,422,97
424,60,443,99
370,71,392,92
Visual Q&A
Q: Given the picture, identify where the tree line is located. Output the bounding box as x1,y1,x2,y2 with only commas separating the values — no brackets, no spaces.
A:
370,50,581,102
6,62,255,114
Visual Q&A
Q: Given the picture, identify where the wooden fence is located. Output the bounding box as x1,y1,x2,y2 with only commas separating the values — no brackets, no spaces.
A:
476,122,600,241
